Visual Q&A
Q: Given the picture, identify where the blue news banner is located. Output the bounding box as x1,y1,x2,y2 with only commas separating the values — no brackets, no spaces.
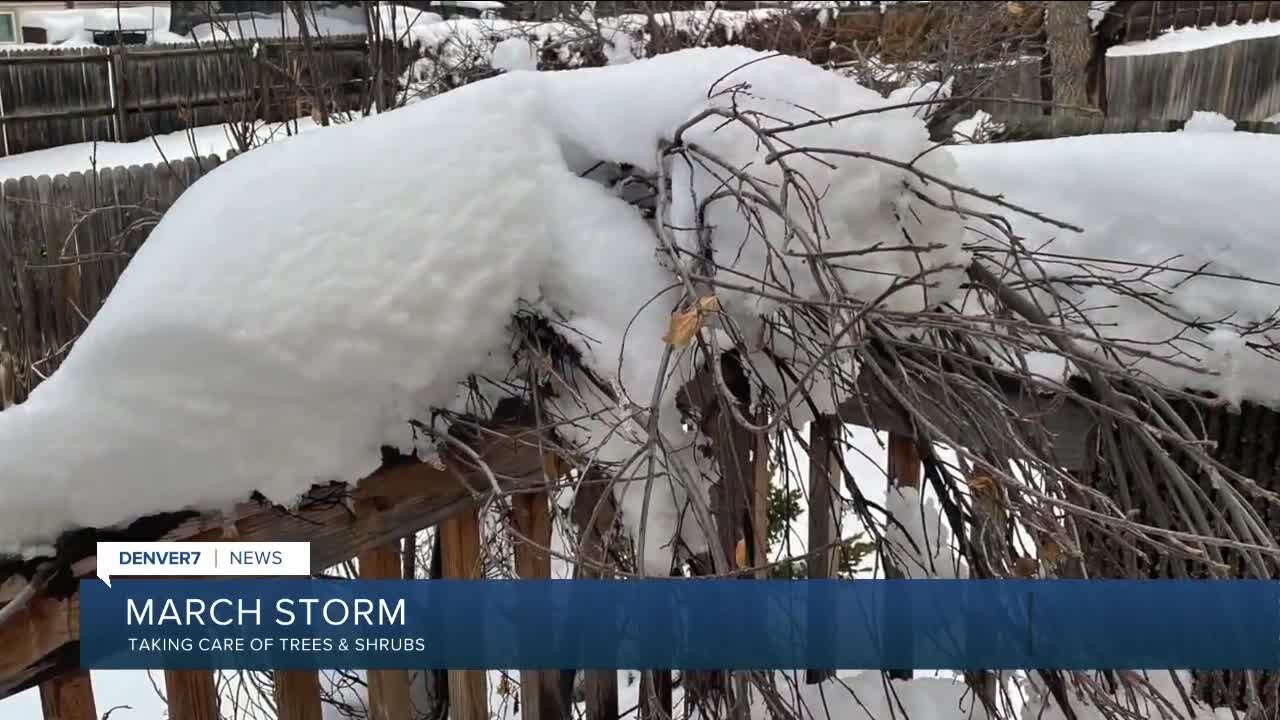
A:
80,579,1280,671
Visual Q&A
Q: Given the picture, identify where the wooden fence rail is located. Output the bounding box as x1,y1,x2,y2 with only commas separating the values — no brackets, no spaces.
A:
0,36,395,157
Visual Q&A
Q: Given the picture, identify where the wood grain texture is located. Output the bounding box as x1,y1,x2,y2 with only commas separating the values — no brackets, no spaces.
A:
38,669,96,720
163,670,218,720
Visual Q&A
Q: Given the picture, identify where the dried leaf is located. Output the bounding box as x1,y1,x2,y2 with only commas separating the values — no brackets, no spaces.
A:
1014,556,1039,578
1039,538,1064,566
968,472,997,496
663,295,721,347
735,538,749,570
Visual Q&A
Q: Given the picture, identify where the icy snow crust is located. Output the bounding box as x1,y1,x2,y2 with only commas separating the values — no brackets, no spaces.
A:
0,48,967,571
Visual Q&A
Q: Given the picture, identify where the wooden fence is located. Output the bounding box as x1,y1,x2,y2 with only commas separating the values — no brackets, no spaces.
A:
0,36,395,157
1106,33,1280,121
985,112,1280,140
1105,1,1280,44
0,152,232,408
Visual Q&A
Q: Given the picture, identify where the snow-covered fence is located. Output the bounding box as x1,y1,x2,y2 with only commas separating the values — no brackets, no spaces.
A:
0,36,393,157
975,112,1280,141
0,152,233,406
1106,32,1280,121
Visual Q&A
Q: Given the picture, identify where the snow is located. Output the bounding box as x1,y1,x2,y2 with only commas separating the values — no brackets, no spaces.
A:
1107,19,1280,57
383,4,863,81
950,131,1280,407
431,0,506,10
187,5,367,42
886,78,952,119
335,667,996,720
884,486,968,579
1022,670,1233,720
0,119,321,183
387,14,637,86
1088,1,1117,30
1183,110,1237,132
490,36,537,72
0,75,565,549
0,48,968,578
375,5,444,43
951,109,1004,144
20,5,171,44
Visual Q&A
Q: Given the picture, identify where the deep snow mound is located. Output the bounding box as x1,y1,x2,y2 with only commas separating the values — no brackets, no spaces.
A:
0,48,967,566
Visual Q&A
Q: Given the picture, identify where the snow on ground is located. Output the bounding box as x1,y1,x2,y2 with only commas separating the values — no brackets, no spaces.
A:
950,131,1280,408
1183,110,1237,132
1107,19,1280,57
0,119,320,183
0,48,967,580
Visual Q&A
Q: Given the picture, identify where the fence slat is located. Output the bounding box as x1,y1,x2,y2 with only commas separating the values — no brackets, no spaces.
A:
805,416,841,684
0,178,19,405
273,670,323,720
359,542,412,720
1106,34,1280,122
0,154,224,404
0,37,384,156
38,670,97,720
441,510,489,720
163,670,219,720
514,490,562,720
572,480,620,720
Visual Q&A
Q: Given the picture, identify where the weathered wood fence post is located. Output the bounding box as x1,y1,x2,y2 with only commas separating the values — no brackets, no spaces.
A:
805,416,842,685
441,510,488,720
359,539,412,720
38,670,96,720
273,670,323,720
513,481,562,720
163,670,219,720
572,478,622,720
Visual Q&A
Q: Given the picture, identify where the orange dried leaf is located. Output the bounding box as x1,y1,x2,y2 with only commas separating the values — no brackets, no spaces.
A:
663,295,721,347
663,308,702,347
735,538,749,570
968,473,996,495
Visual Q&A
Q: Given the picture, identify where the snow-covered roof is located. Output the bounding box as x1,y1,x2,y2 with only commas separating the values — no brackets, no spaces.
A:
18,5,184,47
187,6,368,42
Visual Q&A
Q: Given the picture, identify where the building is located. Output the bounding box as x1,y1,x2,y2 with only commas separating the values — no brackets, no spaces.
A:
0,1,169,45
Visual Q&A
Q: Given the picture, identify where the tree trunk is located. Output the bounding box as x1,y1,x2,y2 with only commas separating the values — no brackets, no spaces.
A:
1044,0,1093,111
